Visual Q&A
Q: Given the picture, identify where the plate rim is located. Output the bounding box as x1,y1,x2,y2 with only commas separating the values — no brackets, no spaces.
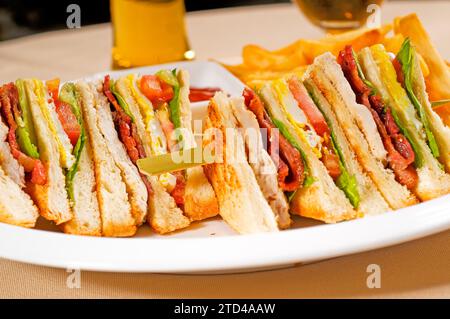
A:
1,194,449,273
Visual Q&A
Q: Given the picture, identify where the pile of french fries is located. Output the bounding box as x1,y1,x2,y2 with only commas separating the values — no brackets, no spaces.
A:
223,14,450,126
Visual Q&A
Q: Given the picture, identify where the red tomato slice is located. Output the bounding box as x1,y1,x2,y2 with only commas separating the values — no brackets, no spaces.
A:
140,75,174,104
160,81,174,102
287,77,330,137
56,102,81,146
170,171,186,207
46,78,81,146
140,75,161,101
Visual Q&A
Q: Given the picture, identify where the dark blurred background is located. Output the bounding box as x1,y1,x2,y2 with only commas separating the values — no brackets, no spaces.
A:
0,0,289,41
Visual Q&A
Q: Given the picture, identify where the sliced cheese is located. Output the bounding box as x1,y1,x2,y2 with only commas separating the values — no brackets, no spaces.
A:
370,45,425,138
271,79,323,158
33,79,74,169
128,74,168,155
127,74,176,192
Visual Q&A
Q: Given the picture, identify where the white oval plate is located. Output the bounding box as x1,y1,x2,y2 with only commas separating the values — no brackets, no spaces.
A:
1,61,449,274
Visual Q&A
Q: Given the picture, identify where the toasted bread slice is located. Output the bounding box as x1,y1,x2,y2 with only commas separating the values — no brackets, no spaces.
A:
203,92,280,234
61,139,101,236
147,175,190,233
176,70,219,221
258,85,358,222
307,53,418,209
0,166,39,228
23,79,72,224
183,166,220,222
94,82,148,228
76,81,136,237
115,70,218,228
229,97,292,229
114,75,190,233
303,78,392,216
359,47,450,201
107,78,149,226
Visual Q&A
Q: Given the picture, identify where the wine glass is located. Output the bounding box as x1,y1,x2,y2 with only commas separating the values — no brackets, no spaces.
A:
292,0,385,34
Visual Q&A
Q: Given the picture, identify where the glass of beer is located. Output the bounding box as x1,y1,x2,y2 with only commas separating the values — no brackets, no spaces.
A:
110,0,194,69
293,0,384,33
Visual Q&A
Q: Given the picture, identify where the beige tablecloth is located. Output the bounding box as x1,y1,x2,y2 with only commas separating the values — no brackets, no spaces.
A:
0,2,449,298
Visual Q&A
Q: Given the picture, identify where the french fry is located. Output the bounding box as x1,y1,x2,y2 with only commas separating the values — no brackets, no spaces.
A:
224,13,449,126
433,104,450,127
240,26,391,71
296,40,335,64
382,34,405,55
221,63,254,80
320,24,392,44
242,45,307,70
232,27,394,82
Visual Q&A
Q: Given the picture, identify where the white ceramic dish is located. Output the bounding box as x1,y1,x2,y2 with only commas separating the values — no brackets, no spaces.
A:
1,61,449,274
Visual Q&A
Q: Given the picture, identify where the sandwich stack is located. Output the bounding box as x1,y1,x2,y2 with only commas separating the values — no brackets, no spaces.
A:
0,69,219,236
1,39,449,236
203,38,450,234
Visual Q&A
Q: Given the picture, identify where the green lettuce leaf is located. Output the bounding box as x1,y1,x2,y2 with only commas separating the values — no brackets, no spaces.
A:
307,86,360,208
166,69,184,147
65,133,86,203
352,49,378,96
15,79,40,158
335,165,359,208
168,69,181,129
396,38,440,159
157,69,179,87
15,126,40,159
59,83,86,203
329,132,360,208
109,79,135,122
59,83,81,120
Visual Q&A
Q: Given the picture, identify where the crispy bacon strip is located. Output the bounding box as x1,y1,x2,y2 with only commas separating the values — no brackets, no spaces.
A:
321,135,341,180
46,79,81,146
243,88,304,191
169,170,186,207
103,75,152,195
104,76,140,162
0,83,46,185
338,46,418,190
189,87,221,102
